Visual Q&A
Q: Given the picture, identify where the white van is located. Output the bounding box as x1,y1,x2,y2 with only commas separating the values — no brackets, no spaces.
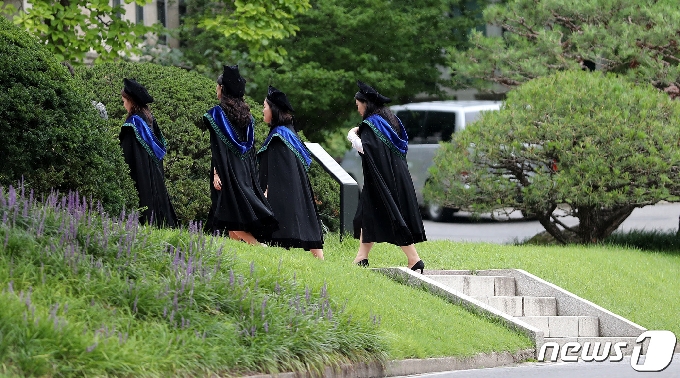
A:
340,100,501,221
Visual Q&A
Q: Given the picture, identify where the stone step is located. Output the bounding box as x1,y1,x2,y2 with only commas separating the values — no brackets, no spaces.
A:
425,275,515,297
518,316,599,337
472,296,557,317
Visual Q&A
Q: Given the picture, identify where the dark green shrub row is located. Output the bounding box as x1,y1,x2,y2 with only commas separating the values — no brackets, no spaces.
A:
77,61,340,230
0,16,136,213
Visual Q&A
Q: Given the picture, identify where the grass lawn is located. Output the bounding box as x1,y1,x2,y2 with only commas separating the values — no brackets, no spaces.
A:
225,237,535,360
323,237,680,338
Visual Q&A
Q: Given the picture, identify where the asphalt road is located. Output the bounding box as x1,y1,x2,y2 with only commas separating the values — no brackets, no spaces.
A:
423,203,680,244
394,355,680,378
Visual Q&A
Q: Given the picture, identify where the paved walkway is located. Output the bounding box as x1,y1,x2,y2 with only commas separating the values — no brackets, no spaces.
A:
393,354,680,378
424,203,680,243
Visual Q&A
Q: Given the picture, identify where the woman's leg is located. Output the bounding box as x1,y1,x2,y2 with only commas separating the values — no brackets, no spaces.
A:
400,244,421,268
310,249,324,260
231,231,260,246
353,229,374,263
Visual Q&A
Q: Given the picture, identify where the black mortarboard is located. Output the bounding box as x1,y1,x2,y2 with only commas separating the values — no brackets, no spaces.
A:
266,85,294,113
123,78,153,105
355,80,391,105
217,65,246,98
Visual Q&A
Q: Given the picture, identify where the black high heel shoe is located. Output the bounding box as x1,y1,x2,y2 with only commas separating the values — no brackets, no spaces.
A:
356,258,369,267
410,260,424,274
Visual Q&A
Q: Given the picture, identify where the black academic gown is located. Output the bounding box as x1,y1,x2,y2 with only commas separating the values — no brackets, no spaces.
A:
119,115,178,227
353,120,426,246
258,126,323,250
204,113,278,238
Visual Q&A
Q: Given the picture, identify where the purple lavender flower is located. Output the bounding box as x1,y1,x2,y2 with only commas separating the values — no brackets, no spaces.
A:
24,289,32,308
8,186,16,208
86,342,98,353
261,297,268,321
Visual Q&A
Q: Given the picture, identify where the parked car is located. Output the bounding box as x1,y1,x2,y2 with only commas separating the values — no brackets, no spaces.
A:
341,100,501,221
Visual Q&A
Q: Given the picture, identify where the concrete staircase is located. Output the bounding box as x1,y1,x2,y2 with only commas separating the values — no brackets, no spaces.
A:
428,273,600,339
377,268,648,360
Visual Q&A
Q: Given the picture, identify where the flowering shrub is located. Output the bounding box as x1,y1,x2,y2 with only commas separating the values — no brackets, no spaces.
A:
0,184,382,376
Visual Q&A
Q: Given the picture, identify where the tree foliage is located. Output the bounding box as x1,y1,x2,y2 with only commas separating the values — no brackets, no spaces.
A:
450,0,680,95
0,15,136,213
425,70,680,244
177,0,487,140
250,0,486,139
1,0,158,63
178,0,310,68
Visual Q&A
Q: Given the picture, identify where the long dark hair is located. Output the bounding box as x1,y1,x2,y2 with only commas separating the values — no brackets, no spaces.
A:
357,98,401,133
121,89,153,124
266,99,294,127
220,95,252,129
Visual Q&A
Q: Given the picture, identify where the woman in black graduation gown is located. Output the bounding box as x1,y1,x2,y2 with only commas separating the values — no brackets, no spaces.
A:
204,65,278,244
120,78,177,227
257,86,324,259
346,81,426,272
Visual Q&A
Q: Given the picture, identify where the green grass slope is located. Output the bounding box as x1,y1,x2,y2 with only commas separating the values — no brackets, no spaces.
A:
0,186,531,377
335,239,680,338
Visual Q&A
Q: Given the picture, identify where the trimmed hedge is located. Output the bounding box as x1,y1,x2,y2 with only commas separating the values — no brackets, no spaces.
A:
77,61,340,230
0,16,136,213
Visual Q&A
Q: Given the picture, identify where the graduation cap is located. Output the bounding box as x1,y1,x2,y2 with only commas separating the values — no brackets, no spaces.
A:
217,65,246,98
266,85,294,113
123,78,154,105
355,80,391,105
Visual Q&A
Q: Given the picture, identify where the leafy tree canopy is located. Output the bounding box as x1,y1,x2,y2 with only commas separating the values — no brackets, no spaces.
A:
252,0,486,139
425,70,680,244
177,0,487,140
0,0,159,63
450,0,680,95
179,0,310,66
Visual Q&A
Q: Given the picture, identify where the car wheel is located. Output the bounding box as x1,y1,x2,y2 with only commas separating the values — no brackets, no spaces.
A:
426,203,453,222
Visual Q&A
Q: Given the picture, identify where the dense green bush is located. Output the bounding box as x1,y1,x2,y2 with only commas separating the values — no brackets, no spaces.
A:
426,70,680,244
0,16,135,213
77,61,340,230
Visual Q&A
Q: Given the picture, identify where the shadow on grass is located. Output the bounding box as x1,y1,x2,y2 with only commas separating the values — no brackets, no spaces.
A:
603,230,680,254
516,229,680,254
